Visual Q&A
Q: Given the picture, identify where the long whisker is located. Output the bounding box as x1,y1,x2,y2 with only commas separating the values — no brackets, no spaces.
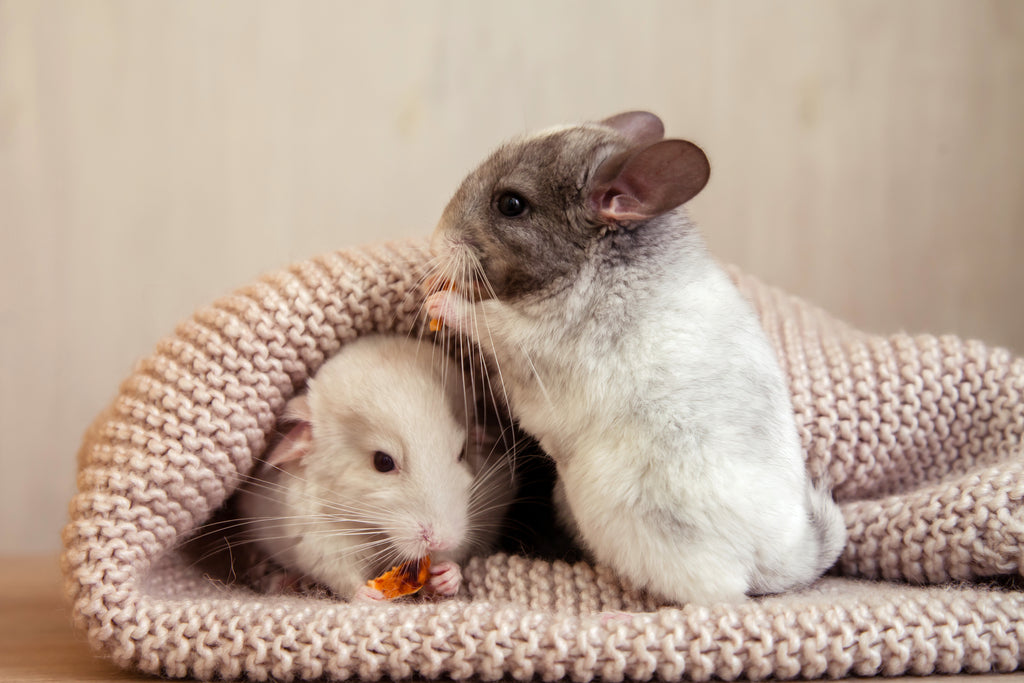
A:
462,248,556,424
236,466,394,522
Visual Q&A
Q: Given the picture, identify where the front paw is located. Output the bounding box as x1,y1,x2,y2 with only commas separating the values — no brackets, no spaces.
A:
425,291,468,333
353,584,387,602
425,560,462,597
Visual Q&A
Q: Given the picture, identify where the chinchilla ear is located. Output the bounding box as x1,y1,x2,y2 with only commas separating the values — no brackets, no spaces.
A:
600,111,665,148
263,395,313,467
588,139,710,225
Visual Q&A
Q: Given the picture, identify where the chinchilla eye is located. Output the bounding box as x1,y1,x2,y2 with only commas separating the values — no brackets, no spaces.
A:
373,451,396,473
496,192,528,217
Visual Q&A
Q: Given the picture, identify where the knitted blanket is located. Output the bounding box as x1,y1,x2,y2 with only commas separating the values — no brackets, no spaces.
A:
61,240,1024,681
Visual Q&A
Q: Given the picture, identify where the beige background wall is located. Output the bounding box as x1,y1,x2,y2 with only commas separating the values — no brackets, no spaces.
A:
2,0,1022,554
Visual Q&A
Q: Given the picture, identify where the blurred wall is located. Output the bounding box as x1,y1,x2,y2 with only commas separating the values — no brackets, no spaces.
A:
2,0,1022,554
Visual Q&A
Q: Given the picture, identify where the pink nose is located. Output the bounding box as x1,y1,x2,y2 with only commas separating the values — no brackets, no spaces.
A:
420,525,452,552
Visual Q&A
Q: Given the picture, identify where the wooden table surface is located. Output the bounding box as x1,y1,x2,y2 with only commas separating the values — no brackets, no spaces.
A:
0,556,159,682
3,554,1022,683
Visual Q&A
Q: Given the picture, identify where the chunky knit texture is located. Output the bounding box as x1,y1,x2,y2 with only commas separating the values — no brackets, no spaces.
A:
62,240,1024,681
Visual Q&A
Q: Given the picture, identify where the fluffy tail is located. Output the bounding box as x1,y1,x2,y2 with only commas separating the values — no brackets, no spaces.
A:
806,480,847,577
749,478,848,596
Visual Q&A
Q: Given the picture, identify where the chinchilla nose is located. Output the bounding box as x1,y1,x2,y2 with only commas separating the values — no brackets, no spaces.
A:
420,524,454,552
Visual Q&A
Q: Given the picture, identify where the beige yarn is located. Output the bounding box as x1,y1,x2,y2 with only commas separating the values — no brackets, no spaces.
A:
61,240,1024,681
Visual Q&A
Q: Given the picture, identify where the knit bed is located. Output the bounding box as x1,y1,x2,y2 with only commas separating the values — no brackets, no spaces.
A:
61,240,1024,681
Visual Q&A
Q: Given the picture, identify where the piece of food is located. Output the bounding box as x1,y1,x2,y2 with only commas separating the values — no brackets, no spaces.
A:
366,556,431,599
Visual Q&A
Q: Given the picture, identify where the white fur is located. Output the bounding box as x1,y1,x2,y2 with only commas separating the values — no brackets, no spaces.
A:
428,214,846,604
235,336,514,600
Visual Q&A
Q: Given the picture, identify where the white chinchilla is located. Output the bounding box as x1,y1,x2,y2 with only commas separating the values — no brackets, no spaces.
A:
233,335,514,600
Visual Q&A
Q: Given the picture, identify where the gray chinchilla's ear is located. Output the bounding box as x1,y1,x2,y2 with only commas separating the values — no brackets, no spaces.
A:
263,395,313,467
600,111,665,148
588,139,710,225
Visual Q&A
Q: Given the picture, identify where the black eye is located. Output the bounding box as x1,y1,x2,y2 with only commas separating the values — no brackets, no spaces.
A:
496,192,528,217
373,451,396,473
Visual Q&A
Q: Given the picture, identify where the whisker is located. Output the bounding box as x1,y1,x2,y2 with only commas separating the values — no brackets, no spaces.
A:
235,469,393,522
